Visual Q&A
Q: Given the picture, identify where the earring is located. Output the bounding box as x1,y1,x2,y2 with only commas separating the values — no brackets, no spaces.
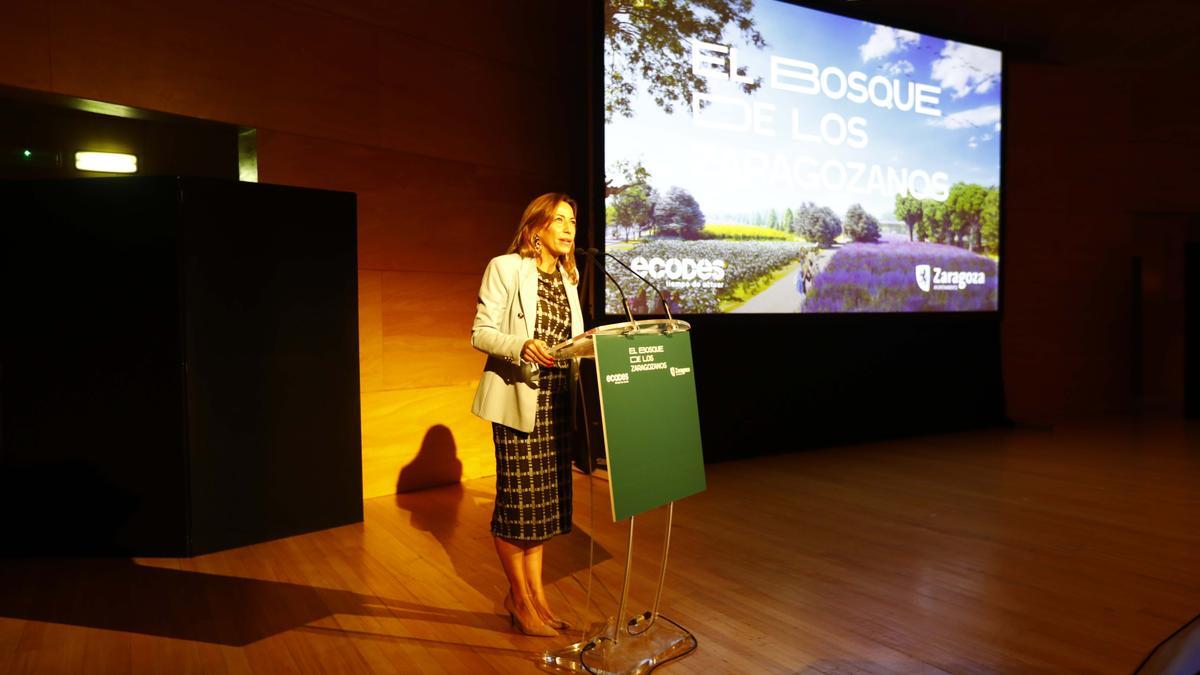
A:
533,235,542,256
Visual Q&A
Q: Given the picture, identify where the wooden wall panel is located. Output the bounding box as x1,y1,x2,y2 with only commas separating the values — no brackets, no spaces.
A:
256,129,552,274
359,384,492,499
1128,140,1200,212
379,271,484,390
287,0,571,75
357,265,496,497
1001,64,1137,423
47,0,380,145
1003,210,1134,421
42,0,576,176
358,271,384,392
0,1,52,91
999,62,1198,422
375,33,564,173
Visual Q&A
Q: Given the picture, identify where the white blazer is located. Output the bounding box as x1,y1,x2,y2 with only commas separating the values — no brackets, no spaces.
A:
471,253,585,432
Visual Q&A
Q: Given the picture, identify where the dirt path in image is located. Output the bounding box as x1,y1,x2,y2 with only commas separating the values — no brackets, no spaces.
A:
731,247,837,313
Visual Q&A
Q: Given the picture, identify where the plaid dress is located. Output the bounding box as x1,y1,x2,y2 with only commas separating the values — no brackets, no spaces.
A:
490,268,573,541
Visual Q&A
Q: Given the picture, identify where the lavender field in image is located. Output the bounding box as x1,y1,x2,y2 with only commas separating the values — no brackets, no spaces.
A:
804,241,998,313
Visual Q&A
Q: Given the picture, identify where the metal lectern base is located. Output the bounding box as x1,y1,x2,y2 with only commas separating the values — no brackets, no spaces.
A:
541,615,697,674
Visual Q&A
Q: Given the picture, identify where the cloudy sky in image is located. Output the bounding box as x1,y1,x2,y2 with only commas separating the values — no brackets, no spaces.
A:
606,0,1002,219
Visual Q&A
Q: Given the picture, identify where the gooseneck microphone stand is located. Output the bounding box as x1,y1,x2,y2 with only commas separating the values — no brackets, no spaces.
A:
579,248,638,332
581,247,679,331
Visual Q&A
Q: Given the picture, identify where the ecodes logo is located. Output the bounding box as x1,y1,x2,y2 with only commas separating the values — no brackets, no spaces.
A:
605,372,629,385
630,256,726,281
914,264,986,292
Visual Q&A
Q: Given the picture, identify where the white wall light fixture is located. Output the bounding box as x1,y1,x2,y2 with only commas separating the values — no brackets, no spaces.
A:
75,151,138,173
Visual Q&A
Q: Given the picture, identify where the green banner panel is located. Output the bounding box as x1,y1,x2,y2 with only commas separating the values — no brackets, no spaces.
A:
594,332,706,521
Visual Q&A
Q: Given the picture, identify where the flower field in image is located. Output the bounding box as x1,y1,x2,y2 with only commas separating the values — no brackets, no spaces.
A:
804,240,998,312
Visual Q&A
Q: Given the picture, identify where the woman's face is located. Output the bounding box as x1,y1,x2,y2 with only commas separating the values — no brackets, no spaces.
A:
538,201,576,258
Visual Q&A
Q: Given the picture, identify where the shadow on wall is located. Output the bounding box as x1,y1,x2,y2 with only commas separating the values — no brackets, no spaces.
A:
396,424,464,493
394,424,492,599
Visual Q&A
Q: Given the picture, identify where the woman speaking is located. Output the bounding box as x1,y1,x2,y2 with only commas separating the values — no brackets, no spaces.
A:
470,193,583,637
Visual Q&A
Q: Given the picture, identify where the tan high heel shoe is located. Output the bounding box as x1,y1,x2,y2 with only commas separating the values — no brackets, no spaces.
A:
535,605,570,631
525,584,570,630
504,592,558,637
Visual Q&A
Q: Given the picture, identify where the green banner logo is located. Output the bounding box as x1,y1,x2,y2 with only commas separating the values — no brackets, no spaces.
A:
594,332,706,521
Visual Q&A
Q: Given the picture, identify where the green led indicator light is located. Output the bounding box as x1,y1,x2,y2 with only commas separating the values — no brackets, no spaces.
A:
22,149,32,158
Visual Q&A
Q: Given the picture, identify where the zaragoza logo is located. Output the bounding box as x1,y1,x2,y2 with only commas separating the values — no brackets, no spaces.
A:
915,264,932,293
914,264,986,292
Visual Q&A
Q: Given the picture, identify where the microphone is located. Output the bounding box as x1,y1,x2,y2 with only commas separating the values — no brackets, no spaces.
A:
576,248,638,331
582,247,676,329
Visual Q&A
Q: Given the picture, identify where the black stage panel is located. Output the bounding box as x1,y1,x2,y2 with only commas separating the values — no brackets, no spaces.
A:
1,176,362,556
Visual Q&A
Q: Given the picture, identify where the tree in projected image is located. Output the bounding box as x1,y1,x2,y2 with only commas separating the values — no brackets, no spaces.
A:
945,182,988,252
894,195,922,243
606,158,651,198
793,202,842,248
897,185,999,255
980,188,999,255
843,203,882,243
654,187,707,240
612,183,658,241
916,198,948,245
604,0,766,121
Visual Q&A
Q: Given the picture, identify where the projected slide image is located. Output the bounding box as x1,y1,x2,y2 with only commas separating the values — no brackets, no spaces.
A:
604,0,1001,314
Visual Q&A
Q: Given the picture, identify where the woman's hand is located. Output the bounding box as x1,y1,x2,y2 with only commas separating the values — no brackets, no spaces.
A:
521,339,555,368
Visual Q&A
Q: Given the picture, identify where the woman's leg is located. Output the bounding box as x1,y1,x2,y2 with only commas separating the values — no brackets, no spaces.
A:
523,543,547,611
494,535,555,634
523,543,565,625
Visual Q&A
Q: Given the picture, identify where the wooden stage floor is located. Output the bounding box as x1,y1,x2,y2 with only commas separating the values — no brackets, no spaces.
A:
1,418,1198,674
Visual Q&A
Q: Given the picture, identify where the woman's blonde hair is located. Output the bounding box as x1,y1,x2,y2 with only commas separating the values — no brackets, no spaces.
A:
506,192,579,284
